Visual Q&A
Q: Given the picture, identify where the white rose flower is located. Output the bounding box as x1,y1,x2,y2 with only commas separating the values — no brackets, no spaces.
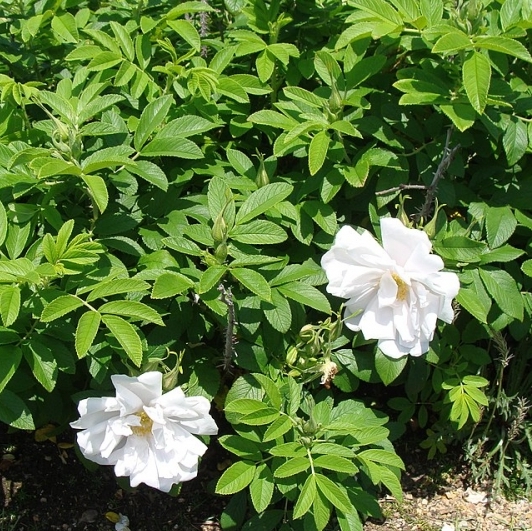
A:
71,372,218,492
321,218,460,358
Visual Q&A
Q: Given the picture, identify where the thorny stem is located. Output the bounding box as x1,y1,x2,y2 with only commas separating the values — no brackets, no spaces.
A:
218,283,236,373
376,128,461,224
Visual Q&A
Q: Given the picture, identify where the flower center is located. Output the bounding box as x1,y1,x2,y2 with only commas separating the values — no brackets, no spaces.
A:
131,411,153,437
391,273,409,301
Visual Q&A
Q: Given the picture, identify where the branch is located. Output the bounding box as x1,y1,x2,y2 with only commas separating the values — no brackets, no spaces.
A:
218,283,237,373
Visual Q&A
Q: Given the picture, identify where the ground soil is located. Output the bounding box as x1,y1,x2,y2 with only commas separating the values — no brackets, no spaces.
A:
1,425,530,531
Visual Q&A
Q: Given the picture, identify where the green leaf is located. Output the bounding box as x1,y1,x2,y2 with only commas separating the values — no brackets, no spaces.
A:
86,279,151,302
431,30,470,54
485,206,516,248
348,0,403,26
231,268,271,301
293,475,317,519
216,461,256,495
110,21,135,61
0,286,20,327
263,415,293,442
274,456,311,478
102,314,143,366
0,345,22,393
152,272,194,298
75,311,101,358
0,201,7,247
262,289,292,333
218,435,262,460
433,236,487,262
81,175,109,214
229,220,287,244
375,348,408,385
99,300,164,326
474,36,532,63
248,110,298,130
315,473,351,513
479,268,524,320
134,95,174,151
308,131,330,176
51,13,79,43
456,287,489,323
41,294,83,322
503,117,528,166
158,115,218,138
479,245,523,264
251,373,282,409
226,148,254,177
379,467,403,501
358,449,405,469
522,259,532,277
168,19,201,51
250,464,274,513
86,51,123,71
462,51,490,114
277,282,331,314
0,390,34,430
440,103,476,132
268,442,307,458
235,182,293,225
24,340,58,392
199,265,227,294
313,455,358,474
141,137,204,159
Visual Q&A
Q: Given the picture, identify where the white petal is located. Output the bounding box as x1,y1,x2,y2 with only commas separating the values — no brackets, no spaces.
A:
381,218,431,267
112,372,163,415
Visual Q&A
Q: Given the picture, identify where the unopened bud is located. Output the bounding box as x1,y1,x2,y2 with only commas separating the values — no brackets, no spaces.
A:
329,84,343,115
299,324,315,341
214,242,228,263
286,346,298,365
255,157,269,188
212,212,227,245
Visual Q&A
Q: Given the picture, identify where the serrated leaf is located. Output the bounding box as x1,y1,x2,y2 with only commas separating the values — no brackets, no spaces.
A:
262,289,292,333
87,279,151,302
199,265,227,294
313,455,358,474
0,286,20,327
218,435,262,460
102,314,143,366
81,175,109,214
431,30,470,54
315,473,351,513
348,0,403,26
75,310,101,358
0,345,22,393
235,182,293,225
134,95,174,151
152,272,194,298
0,390,34,430
308,130,330,176
274,457,310,478
51,13,79,43
251,373,282,409
141,137,204,159
375,348,407,384
248,109,298,130
86,51,123,71
268,442,307,458
110,21,135,61
485,206,516,248
263,415,293,442
249,464,274,514
277,282,331,314
503,117,528,166
462,51,490,114
479,268,523,320
474,36,532,63
293,475,317,519
521,259,532,277
358,449,405,470
158,115,218,138
99,300,164,326
229,220,287,244
168,19,201,51
0,201,7,247
231,268,271,301
24,341,58,392
41,294,83,322
216,461,256,495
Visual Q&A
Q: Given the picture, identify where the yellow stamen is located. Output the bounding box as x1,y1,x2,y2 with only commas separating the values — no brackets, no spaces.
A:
131,411,153,437
391,273,409,301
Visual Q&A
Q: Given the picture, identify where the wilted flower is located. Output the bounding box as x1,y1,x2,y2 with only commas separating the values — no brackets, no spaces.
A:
321,218,460,358
71,372,218,492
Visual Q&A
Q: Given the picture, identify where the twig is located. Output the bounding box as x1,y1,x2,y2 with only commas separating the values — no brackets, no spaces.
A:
376,128,461,223
218,283,237,373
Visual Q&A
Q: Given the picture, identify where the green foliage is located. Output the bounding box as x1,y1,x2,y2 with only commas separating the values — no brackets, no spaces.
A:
1,0,532,525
